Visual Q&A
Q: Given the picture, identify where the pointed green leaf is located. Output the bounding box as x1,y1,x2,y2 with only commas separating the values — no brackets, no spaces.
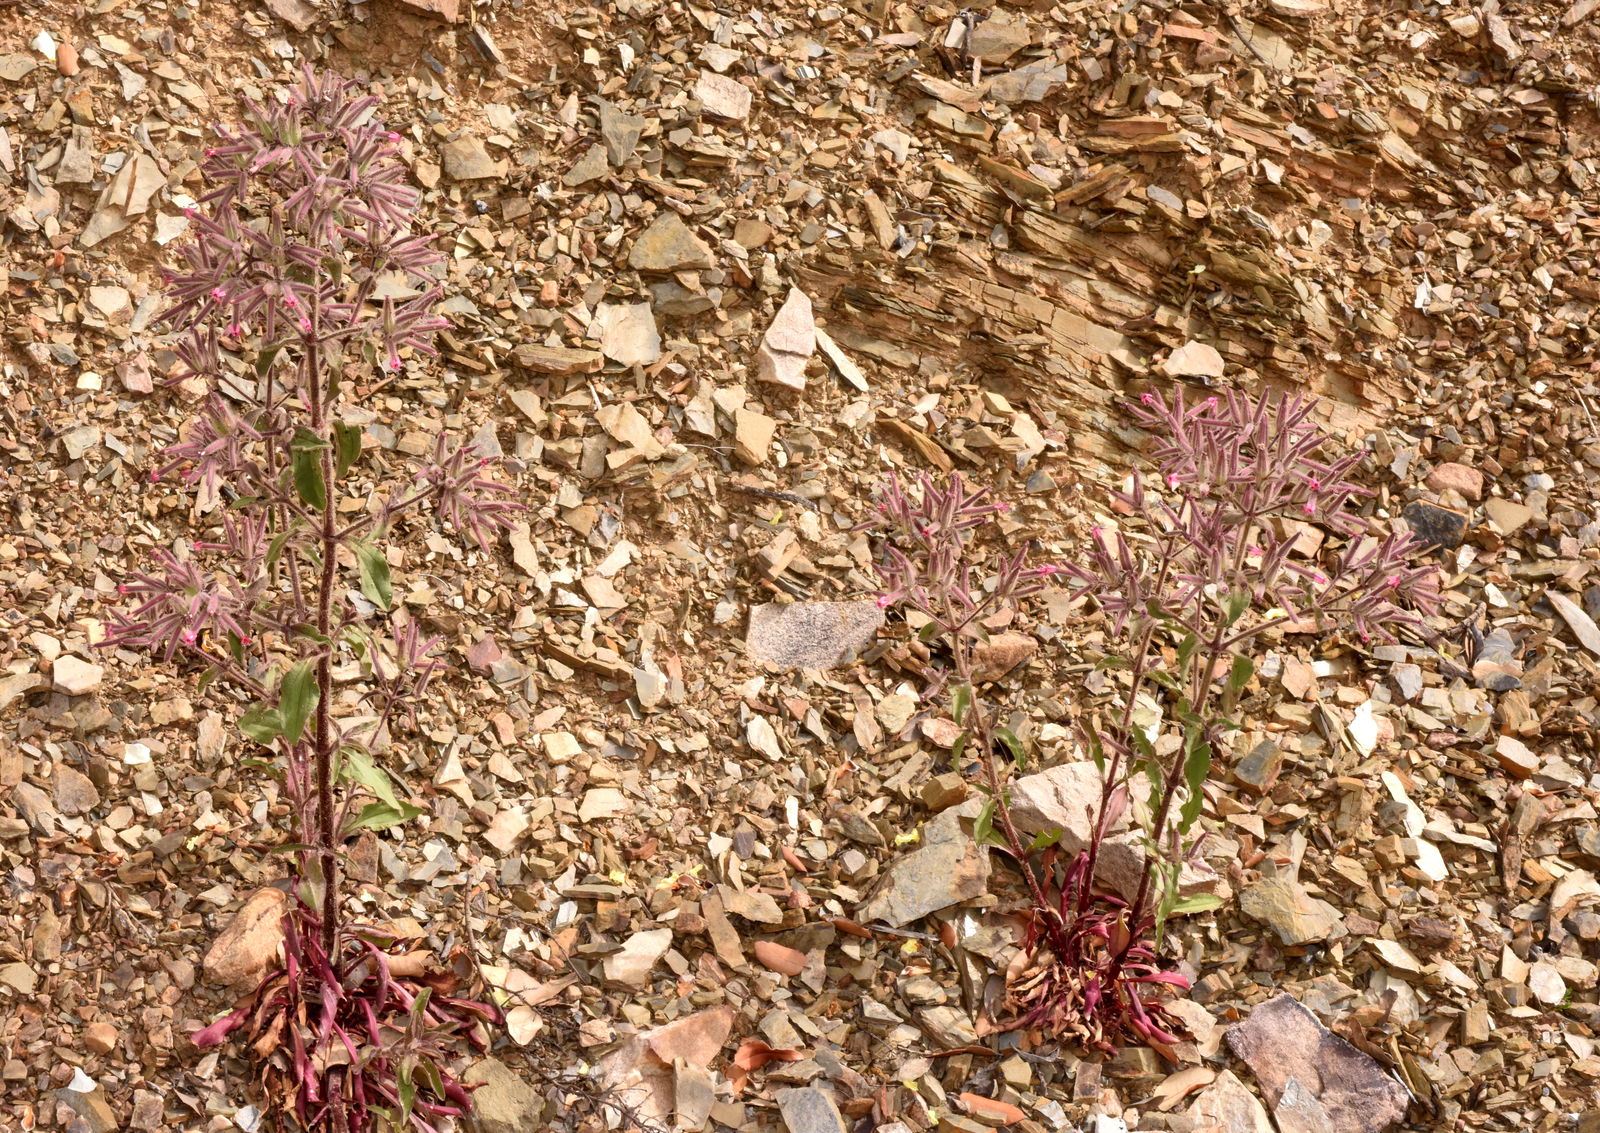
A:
1179,727,1211,833
917,620,940,643
254,344,281,378
1174,633,1198,669
952,683,971,727
345,800,423,833
238,704,284,745
1027,828,1064,852
971,796,1010,849
338,744,402,809
1087,730,1106,773
355,544,392,610
333,421,363,479
1227,654,1254,694
279,660,319,745
1224,589,1250,627
995,726,1027,771
291,428,327,511
1168,893,1224,916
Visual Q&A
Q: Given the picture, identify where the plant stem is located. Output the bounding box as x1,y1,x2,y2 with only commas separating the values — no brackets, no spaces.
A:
307,329,340,957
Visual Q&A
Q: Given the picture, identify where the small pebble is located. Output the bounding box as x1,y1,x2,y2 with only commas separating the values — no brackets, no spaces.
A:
84,1022,118,1055
57,42,79,76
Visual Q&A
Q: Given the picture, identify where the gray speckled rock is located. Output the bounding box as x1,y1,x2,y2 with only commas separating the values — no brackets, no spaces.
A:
745,601,884,671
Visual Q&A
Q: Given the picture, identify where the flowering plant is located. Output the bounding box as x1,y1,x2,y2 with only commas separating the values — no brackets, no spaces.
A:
100,66,513,1130
867,388,1438,1054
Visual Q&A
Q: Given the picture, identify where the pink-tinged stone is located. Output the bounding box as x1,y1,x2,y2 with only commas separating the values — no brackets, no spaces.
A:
1226,993,1412,1133
1424,461,1484,500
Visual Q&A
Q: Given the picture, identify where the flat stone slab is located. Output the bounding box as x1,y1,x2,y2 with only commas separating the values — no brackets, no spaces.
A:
1227,993,1412,1133
745,601,884,671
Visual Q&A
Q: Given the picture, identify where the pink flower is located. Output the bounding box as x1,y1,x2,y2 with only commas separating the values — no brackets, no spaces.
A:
1166,473,1181,489
210,287,226,301
148,469,161,482
298,317,312,332
387,354,402,372
1387,574,1402,588
1308,477,1322,490
1302,502,1315,515
226,323,243,338
875,594,894,609
1140,392,1155,405
116,584,130,595
1205,396,1218,407
283,294,298,309
181,630,197,644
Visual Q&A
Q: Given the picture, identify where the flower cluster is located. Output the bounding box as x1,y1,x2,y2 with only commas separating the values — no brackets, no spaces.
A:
864,471,1057,644
1068,389,1439,646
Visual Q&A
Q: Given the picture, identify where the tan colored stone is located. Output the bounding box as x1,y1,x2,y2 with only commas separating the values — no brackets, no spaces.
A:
203,887,289,988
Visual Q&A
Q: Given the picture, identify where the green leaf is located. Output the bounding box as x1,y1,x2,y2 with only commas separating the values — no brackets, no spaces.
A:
1179,727,1211,833
333,421,363,479
266,528,295,572
1093,655,1132,671
415,1058,445,1101
279,661,319,745
1027,828,1064,852
1147,669,1183,694
346,800,424,833
952,683,971,727
339,745,402,810
255,344,281,378
226,629,245,664
1168,893,1224,916
972,798,1009,850
238,704,285,745
1224,589,1250,627
951,733,968,766
1087,730,1106,773
196,667,218,695
995,726,1027,771
1227,654,1254,694
1174,633,1198,669
355,544,392,610
397,1063,415,1124
974,798,995,846
917,620,940,643
291,428,327,511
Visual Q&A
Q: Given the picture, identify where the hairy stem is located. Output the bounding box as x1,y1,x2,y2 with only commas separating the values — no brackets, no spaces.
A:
307,328,340,957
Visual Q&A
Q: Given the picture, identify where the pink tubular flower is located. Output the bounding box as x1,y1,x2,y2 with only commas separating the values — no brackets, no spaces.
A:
387,354,402,372
875,594,894,609
226,323,243,338
283,294,298,309
210,287,226,301
298,316,312,332
1302,502,1315,515
1166,473,1181,489
1141,392,1155,405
